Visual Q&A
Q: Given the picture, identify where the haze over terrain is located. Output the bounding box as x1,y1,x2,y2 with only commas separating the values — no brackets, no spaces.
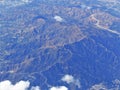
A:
0,0,120,90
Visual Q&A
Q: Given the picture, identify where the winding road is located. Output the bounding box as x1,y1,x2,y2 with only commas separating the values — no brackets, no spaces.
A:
91,14,120,36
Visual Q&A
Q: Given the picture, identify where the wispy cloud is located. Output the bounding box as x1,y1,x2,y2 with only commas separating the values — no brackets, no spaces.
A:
89,83,107,90
21,0,32,3
89,79,120,90
0,0,32,7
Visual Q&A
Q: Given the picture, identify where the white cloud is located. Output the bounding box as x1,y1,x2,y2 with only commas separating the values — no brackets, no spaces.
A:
54,15,64,22
49,86,68,90
61,74,74,84
0,80,30,90
61,74,81,88
0,80,40,90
